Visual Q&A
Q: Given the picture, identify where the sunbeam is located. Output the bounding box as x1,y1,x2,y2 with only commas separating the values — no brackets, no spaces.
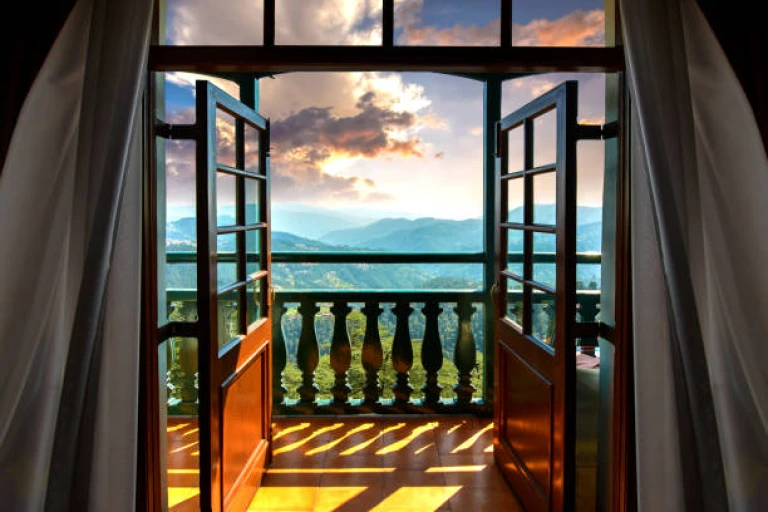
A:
450,422,493,454
273,423,344,455
376,422,438,455
340,422,406,456
304,422,375,456
272,421,311,440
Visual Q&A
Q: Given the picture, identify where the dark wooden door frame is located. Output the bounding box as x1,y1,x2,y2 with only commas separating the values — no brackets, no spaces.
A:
138,3,635,510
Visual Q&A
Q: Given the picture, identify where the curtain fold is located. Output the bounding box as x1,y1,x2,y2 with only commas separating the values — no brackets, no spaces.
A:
0,0,152,510
622,0,768,510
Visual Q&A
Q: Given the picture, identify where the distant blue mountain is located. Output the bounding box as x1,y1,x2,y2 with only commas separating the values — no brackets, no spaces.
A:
318,205,603,253
272,231,350,252
166,204,603,255
321,217,482,252
507,204,604,226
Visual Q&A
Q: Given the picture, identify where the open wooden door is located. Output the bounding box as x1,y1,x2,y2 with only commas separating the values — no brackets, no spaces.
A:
493,81,579,512
196,81,272,512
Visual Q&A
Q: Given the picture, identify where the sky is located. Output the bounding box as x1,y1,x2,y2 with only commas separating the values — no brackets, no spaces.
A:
162,0,608,221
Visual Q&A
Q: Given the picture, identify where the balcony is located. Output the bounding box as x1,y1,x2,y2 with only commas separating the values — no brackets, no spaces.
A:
164,251,601,416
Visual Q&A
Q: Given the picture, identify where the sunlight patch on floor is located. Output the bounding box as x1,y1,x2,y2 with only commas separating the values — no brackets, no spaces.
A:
167,487,199,508
170,441,198,454
168,469,198,475
247,486,318,511
304,422,375,455
273,423,344,455
425,465,486,473
340,422,405,456
369,486,462,511
450,422,492,454
268,467,396,474
273,422,311,440
313,487,368,512
376,422,438,455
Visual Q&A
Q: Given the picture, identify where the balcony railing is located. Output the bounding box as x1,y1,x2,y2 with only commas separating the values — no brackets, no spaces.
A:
163,251,601,415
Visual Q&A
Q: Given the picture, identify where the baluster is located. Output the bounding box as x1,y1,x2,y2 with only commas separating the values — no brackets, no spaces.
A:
296,300,320,403
330,301,352,404
272,301,287,405
453,300,477,404
361,302,383,404
178,301,198,322
391,302,414,404
421,301,443,404
577,294,599,356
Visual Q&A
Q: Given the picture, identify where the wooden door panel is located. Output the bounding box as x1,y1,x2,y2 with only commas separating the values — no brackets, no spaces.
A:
221,341,269,510
501,343,552,500
499,320,554,382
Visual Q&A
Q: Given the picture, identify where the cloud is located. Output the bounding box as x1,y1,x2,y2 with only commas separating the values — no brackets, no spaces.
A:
166,0,382,46
271,160,393,204
401,19,500,46
398,9,605,47
271,91,424,165
163,87,418,206
513,10,605,47
166,0,264,45
167,1,603,48
162,114,394,206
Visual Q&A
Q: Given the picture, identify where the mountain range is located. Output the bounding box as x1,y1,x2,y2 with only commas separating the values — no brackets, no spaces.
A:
165,204,603,290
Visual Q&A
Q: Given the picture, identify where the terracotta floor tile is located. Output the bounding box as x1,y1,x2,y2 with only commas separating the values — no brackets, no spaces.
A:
261,470,324,487
379,446,443,470
445,486,525,512
372,485,460,511
315,485,385,512
383,469,447,489
270,449,328,470
320,470,392,488
437,462,509,488
438,452,495,468
324,453,385,470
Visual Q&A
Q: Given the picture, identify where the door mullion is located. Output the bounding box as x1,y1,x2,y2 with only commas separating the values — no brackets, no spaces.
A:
236,118,247,334
522,118,534,336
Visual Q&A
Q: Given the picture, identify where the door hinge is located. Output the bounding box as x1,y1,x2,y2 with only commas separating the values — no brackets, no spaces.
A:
155,120,197,140
493,122,502,157
601,121,619,139
576,121,618,141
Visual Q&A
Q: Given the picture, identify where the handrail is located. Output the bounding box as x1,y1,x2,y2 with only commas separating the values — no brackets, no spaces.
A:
166,251,602,265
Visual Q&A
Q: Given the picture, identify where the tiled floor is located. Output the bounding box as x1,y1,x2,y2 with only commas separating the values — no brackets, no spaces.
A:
250,416,523,511
166,419,201,511
166,416,523,511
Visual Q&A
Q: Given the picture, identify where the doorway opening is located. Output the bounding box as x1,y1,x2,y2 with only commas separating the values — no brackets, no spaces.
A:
142,2,630,511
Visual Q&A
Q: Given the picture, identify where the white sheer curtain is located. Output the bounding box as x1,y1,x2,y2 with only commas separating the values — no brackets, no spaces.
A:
622,0,768,510
0,0,152,510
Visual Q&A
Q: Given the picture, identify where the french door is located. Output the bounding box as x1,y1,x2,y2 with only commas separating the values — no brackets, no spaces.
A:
195,81,272,512
493,81,579,512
